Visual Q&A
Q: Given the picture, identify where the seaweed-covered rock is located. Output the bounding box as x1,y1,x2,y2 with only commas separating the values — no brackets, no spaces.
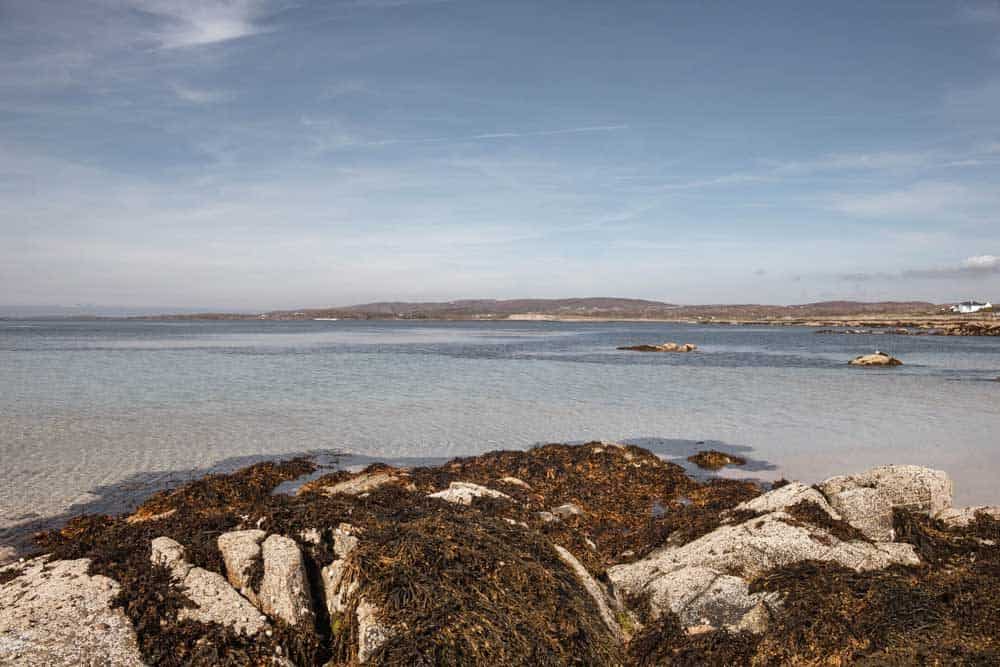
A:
306,469,411,497
608,505,919,632
150,536,267,636
0,557,144,666
553,545,623,639
727,481,838,519
819,465,953,541
687,450,747,470
935,505,1000,528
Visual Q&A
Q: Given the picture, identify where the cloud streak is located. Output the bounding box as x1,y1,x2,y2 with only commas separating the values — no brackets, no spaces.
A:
841,255,1000,282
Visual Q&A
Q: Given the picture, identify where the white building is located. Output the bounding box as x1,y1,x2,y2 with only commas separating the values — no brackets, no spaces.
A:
950,301,993,314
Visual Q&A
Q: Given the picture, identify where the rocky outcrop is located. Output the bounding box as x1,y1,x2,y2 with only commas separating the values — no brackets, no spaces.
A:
427,481,512,506
848,351,902,366
216,531,315,628
818,465,953,541
618,342,698,352
150,537,267,636
0,557,145,666
608,480,921,633
4,445,990,665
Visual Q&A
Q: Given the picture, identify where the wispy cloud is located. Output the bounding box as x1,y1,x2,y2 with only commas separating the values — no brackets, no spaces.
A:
365,124,629,147
171,83,231,104
831,182,975,219
129,0,279,49
841,255,1000,282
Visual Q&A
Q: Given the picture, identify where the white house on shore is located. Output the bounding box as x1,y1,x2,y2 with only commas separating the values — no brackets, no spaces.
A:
950,300,993,314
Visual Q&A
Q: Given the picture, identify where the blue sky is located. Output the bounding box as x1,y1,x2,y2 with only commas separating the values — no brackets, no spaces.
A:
2,0,1000,309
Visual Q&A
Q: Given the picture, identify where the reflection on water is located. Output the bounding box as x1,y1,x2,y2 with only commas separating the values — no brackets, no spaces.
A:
2,319,999,545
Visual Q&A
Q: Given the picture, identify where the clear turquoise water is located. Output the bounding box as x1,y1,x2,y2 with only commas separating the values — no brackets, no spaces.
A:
2,319,999,543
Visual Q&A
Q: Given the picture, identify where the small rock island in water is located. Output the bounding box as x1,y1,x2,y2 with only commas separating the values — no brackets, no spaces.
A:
3,442,999,665
848,351,904,366
618,342,698,353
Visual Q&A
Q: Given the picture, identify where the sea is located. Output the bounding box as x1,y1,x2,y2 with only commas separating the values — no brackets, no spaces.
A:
2,318,999,549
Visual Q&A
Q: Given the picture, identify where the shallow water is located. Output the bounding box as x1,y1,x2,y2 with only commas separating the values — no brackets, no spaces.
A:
2,319,999,545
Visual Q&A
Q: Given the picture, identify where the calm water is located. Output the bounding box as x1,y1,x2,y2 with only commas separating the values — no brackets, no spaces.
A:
2,319,999,546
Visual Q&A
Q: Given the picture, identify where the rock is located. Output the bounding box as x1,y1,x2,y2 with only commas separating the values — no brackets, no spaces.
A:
427,481,512,506
553,546,622,639
311,470,409,497
638,565,779,632
819,465,953,541
300,528,322,545
258,535,314,627
687,450,747,471
935,506,1000,528
217,529,267,603
150,536,189,578
333,524,359,558
498,476,531,489
150,537,267,636
848,352,902,366
618,342,698,352
728,482,840,520
0,557,145,666
608,511,919,631
321,525,362,620
356,599,394,663
124,508,176,524
321,559,356,617
552,503,583,519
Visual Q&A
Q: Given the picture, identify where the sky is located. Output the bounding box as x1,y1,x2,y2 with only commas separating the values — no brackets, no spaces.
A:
2,0,1000,310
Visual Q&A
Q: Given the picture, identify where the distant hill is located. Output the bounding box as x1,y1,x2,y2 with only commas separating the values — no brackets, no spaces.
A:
125,298,945,322
315,297,679,318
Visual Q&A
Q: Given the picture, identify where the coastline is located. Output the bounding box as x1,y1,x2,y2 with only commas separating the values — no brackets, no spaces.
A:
3,442,999,665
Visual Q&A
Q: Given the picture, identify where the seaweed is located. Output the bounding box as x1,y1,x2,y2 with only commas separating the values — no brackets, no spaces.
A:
784,499,869,542
24,443,1000,666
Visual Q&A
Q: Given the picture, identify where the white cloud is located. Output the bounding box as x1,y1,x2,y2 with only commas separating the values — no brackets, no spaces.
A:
963,254,1000,270
129,0,278,49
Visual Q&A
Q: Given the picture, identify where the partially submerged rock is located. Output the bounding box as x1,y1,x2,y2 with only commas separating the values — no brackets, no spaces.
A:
0,557,144,666
618,341,698,352
849,351,902,366
687,450,747,470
